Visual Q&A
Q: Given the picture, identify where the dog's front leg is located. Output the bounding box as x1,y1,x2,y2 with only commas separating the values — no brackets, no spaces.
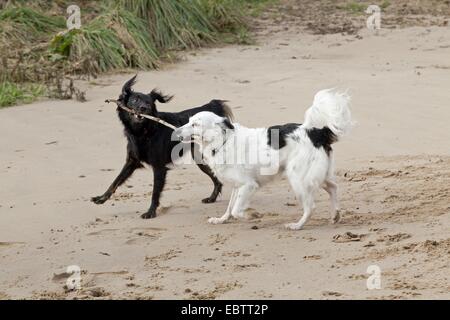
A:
191,144,223,203
91,156,141,205
141,167,168,219
197,163,223,203
230,183,258,219
208,188,237,224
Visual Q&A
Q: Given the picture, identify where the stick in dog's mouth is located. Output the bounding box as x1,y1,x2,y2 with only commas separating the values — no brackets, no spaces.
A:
105,99,141,118
104,98,179,131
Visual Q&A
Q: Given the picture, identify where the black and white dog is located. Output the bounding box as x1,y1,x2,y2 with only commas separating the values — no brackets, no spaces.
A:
175,89,352,230
91,75,233,219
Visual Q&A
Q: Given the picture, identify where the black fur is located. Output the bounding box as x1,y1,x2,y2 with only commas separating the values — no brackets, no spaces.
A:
91,75,233,219
267,123,301,150
306,127,337,155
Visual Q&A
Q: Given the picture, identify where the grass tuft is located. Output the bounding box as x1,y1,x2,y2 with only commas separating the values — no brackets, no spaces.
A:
50,7,161,74
0,5,65,46
0,81,45,108
338,2,367,13
120,0,218,49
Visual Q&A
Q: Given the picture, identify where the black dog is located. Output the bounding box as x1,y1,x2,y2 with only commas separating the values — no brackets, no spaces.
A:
91,75,233,219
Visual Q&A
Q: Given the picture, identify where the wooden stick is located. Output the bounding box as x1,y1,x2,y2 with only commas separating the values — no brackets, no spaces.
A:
105,99,177,130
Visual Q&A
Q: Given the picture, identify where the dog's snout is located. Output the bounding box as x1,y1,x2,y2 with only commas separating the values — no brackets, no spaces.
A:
137,106,147,115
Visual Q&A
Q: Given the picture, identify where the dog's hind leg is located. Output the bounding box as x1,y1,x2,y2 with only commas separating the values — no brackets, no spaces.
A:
285,186,315,230
322,153,340,223
208,188,237,224
141,167,168,219
191,145,222,203
286,170,318,230
91,156,142,205
323,179,340,224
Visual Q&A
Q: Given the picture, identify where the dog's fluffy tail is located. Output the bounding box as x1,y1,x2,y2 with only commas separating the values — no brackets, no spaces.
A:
303,89,352,138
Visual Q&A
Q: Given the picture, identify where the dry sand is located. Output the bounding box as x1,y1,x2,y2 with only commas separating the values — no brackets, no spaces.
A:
0,22,449,299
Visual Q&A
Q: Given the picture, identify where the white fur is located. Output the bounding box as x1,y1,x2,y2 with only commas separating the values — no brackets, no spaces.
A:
303,89,352,136
176,89,352,230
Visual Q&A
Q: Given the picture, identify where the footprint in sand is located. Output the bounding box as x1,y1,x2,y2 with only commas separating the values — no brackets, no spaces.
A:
332,232,367,243
188,281,243,300
125,229,163,245
144,249,182,269
208,233,232,246
322,291,343,297
233,263,261,272
303,255,322,260
376,233,412,245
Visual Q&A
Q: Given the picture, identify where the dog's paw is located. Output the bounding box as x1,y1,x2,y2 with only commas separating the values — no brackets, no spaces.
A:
285,223,303,230
202,197,216,204
91,195,108,205
208,217,225,224
141,211,156,219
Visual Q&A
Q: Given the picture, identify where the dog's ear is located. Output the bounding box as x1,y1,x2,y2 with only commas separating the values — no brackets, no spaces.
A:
122,74,137,97
222,118,234,130
149,89,173,104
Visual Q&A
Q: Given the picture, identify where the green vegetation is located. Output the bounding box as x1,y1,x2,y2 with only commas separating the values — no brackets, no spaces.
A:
120,0,217,49
338,1,391,13
0,81,45,108
0,0,276,107
0,5,65,45
339,2,367,13
51,8,161,74
380,1,391,9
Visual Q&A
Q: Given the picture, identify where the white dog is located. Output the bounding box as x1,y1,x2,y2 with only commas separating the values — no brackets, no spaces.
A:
175,89,352,230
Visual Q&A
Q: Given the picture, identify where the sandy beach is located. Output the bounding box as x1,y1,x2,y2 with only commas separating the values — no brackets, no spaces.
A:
0,17,449,299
